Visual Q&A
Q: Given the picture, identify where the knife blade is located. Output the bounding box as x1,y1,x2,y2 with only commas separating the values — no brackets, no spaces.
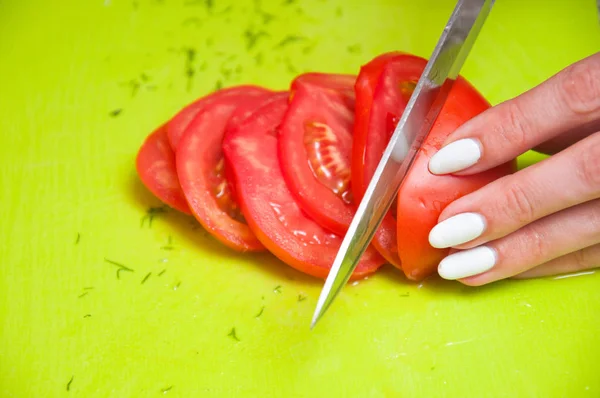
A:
311,0,495,328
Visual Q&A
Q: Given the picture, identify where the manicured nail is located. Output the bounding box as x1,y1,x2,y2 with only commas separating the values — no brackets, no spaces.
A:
429,212,486,249
428,138,482,175
438,246,497,280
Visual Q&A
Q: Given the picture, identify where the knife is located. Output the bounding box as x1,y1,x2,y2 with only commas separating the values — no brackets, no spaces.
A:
311,0,495,328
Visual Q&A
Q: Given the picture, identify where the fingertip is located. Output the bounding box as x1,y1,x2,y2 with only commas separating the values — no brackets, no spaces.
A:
428,138,482,175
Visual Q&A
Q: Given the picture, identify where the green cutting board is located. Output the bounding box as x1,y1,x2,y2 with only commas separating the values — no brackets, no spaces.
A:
1,0,599,397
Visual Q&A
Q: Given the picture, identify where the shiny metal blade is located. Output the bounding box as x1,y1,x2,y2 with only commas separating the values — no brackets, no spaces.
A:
311,0,495,328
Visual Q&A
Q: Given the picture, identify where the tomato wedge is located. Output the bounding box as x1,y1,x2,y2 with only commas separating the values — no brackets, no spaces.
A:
279,73,356,235
397,81,517,281
136,124,191,214
176,88,273,252
223,94,384,279
167,85,269,150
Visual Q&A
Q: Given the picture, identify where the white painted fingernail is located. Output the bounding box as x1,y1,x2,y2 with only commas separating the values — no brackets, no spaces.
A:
438,246,497,280
429,212,486,249
428,138,482,175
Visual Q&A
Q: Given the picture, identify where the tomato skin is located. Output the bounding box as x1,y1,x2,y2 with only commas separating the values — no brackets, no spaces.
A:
167,85,269,150
279,74,356,235
397,78,517,281
136,124,191,214
176,88,273,252
291,72,356,103
223,94,384,279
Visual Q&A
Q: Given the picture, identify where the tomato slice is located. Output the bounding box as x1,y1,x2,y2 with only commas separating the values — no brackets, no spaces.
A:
167,85,269,150
351,51,404,199
223,94,384,279
136,124,191,214
397,80,517,281
279,74,356,235
351,53,422,267
176,88,274,252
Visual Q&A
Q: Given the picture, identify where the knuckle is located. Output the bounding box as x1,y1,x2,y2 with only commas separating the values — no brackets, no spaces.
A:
578,135,600,189
502,182,537,224
520,224,549,261
494,101,529,148
560,56,600,116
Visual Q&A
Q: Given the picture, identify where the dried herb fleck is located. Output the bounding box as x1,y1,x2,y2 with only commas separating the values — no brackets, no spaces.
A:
297,294,307,302
273,285,282,294
78,292,89,299
158,269,167,277
400,292,410,297
66,376,74,391
109,109,123,117
254,52,264,66
255,306,265,318
214,80,224,91
275,35,306,48
227,327,240,341
244,29,270,50
347,44,361,54
75,233,81,245
184,47,197,92
141,272,152,284
83,314,92,318
104,258,135,279
161,385,174,393
141,205,168,228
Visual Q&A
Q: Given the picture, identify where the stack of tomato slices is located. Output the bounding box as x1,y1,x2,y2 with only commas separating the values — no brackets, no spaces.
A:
136,52,516,282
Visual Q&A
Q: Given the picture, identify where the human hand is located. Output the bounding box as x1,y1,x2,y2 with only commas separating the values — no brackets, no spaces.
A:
426,52,600,285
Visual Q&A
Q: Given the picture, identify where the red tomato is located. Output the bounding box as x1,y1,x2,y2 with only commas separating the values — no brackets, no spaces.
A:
397,80,516,281
353,52,516,280
223,93,384,279
136,124,191,214
176,88,274,252
166,85,269,150
351,52,421,267
279,73,356,235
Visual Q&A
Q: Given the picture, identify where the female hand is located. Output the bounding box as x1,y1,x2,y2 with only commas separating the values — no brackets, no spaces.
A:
426,52,600,285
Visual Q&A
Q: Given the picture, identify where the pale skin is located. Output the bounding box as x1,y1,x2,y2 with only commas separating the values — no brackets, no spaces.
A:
427,51,600,285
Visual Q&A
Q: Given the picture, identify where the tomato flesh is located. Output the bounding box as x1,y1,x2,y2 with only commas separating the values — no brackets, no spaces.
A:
167,85,269,150
176,89,273,252
223,94,384,279
279,74,356,235
135,124,191,214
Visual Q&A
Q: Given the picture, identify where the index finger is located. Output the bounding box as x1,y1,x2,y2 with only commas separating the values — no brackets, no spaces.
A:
429,51,600,176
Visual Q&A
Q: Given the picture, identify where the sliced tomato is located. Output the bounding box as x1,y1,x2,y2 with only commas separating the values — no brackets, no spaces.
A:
136,124,191,214
353,52,516,280
397,80,517,281
223,94,384,279
167,85,269,150
351,53,421,267
176,88,274,252
279,74,356,235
